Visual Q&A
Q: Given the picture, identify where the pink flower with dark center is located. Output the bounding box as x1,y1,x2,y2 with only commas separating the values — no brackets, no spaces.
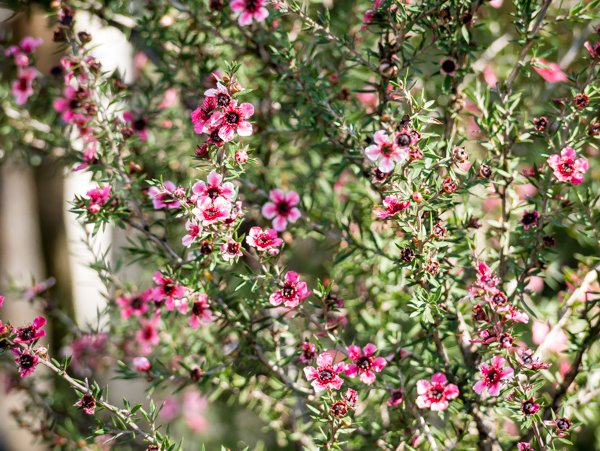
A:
299,341,316,363
230,0,269,26
191,96,218,134
473,355,514,396
192,171,235,203
148,181,183,209
376,195,410,219
116,289,153,319
517,442,533,451
585,41,600,59
189,294,212,329
440,57,458,76
387,388,404,407
416,373,459,411
261,189,301,231
220,239,243,261
532,59,568,83
12,348,40,378
75,393,96,415
517,349,550,370
246,226,283,255
14,316,46,344
504,305,529,324
182,220,202,247
123,111,149,141
547,147,588,185
12,67,38,105
193,197,233,226
345,343,387,384
544,417,572,437
269,271,311,308
204,82,232,108
136,316,161,355
520,210,540,229
133,356,151,372
364,130,408,173
152,272,186,311
520,397,540,416
303,351,345,392
485,289,509,311
209,100,254,142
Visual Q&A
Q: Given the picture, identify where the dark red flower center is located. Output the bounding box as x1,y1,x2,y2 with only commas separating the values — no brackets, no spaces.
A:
486,369,500,384
163,282,175,295
20,354,35,369
441,58,456,73
560,162,574,174
210,129,223,143
244,0,259,12
357,356,372,371
130,296,143,309
331,401,348,417
216,93,231,107
492,292,507,305
397,133,411,147
192,302,204,315
522,212,538,225
521,400,536,415
318,368,334,382
133,118,147,131
556,418,571,430
207,187,220,199
282,283,296,299
256,234,271,246
19,326,35,342
227,242,239,254
225,111,240,125
276,201,290,215
429,387,444,401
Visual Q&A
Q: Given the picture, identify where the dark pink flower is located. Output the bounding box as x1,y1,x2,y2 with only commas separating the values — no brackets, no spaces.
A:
192,171,235,203
269,271,311,308
547,147,588,185
152,272,186,311
220,239,243,261
261,189,301,231
116,289,152,319
12,67,38,105
376,195,410,219
246,226,283,255
14,316,46,344
345,343,387,385
133,356,151,372
517,349,551,371
364,130,408,173
387,388,404,407
189,294,212,328
517,442,533,451
520,397,540,416
123,112,149,141
230,0,269,26
86,185,111,212
504,305,529,324
532,59,568,83
19,36,44,54
136,316,161,355
12,348,40,378
148,181,183,209
299,341,316,363
0,295,4,308
303,351,345,392
204,82,232,108
416,373,459,411
182,220,202,247
209,100,254,142
544,417,572,437
191,96,218,134
584,41,600,59
75,393,97,415
520,210,540,229
345,388,358,407
193,197,233,226
440,57,458,76
473,355,514,396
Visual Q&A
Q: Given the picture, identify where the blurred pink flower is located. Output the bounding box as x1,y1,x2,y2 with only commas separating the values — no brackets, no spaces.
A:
532,59,568,83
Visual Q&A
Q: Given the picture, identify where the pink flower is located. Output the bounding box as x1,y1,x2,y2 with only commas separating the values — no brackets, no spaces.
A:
517,348,551,371
86,185,112,213
136,316,161,355
0,295,4,308
133,356,151,372
12,67,38,105
376,195,410,219
299,341,316,363
12,348,40,378
517,442,533,451
192,171,235,203
148,181,183,209
220,239,243,261
364,130,408,173
189,294,212,328
19,36,44,54
75,394,97,415
520,397,540,416
531,321,568,354
303,351,345,392
269,271,311,308
246,226,283,255
204,82,232,108
209,100,254,142
416,373,459,411
14,316,46,344
183,391,209,432
191,96,218,134
584,41,600,59
261,189,301,231
193,197,233,226
345,343,387,385
230,0,269,26
387,388,404,407
182,220,202,247
520,210,540,230
532,59,568,83
123,112,149,141
116,289,153,319
547,147,588,185
345,388,358,407
473,355,514,396
503,305,529,324
544,417,572,437
152,272,186,311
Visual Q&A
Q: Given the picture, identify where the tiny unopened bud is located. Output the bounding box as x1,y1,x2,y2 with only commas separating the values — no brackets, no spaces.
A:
378,60,398,78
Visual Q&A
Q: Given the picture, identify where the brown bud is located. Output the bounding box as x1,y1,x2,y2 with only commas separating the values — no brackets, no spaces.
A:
378,59,398,78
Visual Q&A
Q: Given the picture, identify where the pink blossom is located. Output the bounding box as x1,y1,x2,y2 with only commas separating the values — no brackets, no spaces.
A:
75,394,97,415
303,351,345,392
230,0,269,26
364,130,408,173
220,239,243,261
532,321,568,354
191,96,218,134
473,355,514,396
235,148,249,163
299,341,316,363
12,67,38,105
148,181,183,209
183,391,209,432
152,272,186,311
20,36,44,54
158,88,178,109
416,373,459,411
261,189,301,231
269,271,311,309
246,226,283,255
86,185,112,212
547,147,588,185
123,112,149,141
192,171,235,203
189,294,212,328
376,195,410,219
532,59,568,83
208,100,254,142
14,316,46,344
136,316,161,355
584,41,600,59
133,356,151,372
0,295,4,308
387,388,404,407
182,220,202,247
345,343,387,385
193,197,233,226
12,348,40,378
517,442,533,451
204,82,232,108
116,289,153,319
503,305,529,324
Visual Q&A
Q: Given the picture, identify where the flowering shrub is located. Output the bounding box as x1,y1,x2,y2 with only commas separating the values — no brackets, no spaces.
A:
0,0,599,449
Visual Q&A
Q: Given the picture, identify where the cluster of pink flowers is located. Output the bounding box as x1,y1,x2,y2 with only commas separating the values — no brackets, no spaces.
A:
6,36,42,105
547,147,588,185
364,126,421,174
85,185,112,214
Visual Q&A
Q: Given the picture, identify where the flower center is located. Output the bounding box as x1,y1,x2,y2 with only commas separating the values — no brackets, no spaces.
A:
318,368,334,382
441,59,456,73
245,0,258,12
133,118,147,131
276,201,290,215
522,213,537,225
163,282,175,295
397,133,411,147
225,112,240,125
381,143,394,156
430,387,444,401
357,356,372,371
20,354,34,368
560,162,574,174
130,296,143,309
282,284,296,299
522,401,536,415
216,93,230,107
207,187,220,199
556,418,570,430
486,369,500,384
192,302,204,315
19,326,35,342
